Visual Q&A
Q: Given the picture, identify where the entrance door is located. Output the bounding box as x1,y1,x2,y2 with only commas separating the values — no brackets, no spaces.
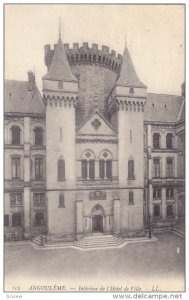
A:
92,215,103,232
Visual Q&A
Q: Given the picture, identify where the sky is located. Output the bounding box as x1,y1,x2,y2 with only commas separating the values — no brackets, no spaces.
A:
5,4,185,95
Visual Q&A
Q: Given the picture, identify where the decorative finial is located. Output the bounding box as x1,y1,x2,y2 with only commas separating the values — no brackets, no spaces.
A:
58,17,62,40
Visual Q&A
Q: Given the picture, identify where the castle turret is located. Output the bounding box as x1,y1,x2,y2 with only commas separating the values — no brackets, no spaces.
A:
43,31,78,240
107,44,147,233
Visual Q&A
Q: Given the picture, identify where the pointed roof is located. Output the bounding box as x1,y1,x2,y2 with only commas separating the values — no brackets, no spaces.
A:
43,37,77,82
116,46,146,88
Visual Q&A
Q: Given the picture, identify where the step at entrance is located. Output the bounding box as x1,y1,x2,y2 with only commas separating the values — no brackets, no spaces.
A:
74,234,125,249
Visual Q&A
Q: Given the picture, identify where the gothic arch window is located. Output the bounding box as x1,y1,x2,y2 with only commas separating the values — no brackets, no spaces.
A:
166,133,173,149
99,150,113,180
59,193,65,208
35,212,44,226
34,127,43,145
153,133,160,149
128,160,134,179
11,126,21,145
81,150,95,180
58,159,65,181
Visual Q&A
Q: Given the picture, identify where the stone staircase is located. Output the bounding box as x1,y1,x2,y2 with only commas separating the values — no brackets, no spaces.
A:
172,224,185,238
73,234,126,250
32,234,47,247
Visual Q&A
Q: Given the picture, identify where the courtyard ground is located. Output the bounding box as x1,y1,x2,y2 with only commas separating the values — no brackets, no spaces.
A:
4,232,185,292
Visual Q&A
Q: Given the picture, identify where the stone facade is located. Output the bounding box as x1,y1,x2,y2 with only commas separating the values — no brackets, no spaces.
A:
4,34,185,242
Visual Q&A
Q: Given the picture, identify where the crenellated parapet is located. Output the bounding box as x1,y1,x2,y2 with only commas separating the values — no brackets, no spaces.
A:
43,94,78,108
44,42,122,73
108,98,146,115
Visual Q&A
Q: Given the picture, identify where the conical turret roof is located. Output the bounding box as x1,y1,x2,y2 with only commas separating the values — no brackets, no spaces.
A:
116,46,146,88
43,37,77,82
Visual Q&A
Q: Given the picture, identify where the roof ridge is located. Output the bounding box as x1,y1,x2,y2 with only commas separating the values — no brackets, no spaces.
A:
147,92,182,97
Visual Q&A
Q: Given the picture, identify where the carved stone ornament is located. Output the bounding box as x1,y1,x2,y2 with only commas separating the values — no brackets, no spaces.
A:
91,119,101,130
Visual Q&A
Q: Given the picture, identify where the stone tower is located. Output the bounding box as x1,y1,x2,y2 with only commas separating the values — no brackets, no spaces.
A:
108,45,147,233
42,33,78,239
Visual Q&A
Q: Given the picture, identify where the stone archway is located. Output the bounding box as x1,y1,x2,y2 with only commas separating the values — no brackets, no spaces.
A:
91,204,104,233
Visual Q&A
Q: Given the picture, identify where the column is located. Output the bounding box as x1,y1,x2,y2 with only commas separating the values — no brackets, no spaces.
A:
23,117,31,239
174,188,178,221
174,154,178,178
162,188,166,220
149,184,153,218
76,201,83,240
87,161,90,180
147,124,152,148
104,161,107,180
95,160,99,180
161,157,166,178
113,199,120,235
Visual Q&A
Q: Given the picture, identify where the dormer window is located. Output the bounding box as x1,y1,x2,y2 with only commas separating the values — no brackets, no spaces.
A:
129,87,134,94
58,80,63,89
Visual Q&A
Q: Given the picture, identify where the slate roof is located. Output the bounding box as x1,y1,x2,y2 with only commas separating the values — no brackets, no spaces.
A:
116,46,146,88
144,93,184,122
5,80,45,114
43,37,77,82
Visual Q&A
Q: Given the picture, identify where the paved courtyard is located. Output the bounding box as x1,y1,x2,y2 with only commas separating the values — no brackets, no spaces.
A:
4,232,185,292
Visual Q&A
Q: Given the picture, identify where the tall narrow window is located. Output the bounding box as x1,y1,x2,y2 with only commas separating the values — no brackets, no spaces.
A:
35,212,44,226
12,213,21,227
130,130,132,143
129,192,134,204
12,157,21,179
153,205,160,218
60,127,63,142
166,158,173,178
34,127,43,145
82,160,87,180
153,159,160,178
166,133,173,149
4,215,9,227
58,159,65,181
59,193,65,208
11,126,21,145
153,133,160,149
89,160,95,180
35,157,43,180
128,160,134,179
99,160,105,179
106,160,112,179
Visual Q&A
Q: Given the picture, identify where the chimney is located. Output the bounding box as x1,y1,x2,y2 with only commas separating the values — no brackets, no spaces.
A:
27,71,35,91
181,82,185,97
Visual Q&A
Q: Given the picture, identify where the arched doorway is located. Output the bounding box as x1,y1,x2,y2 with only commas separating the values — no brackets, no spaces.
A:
91,204,104,233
